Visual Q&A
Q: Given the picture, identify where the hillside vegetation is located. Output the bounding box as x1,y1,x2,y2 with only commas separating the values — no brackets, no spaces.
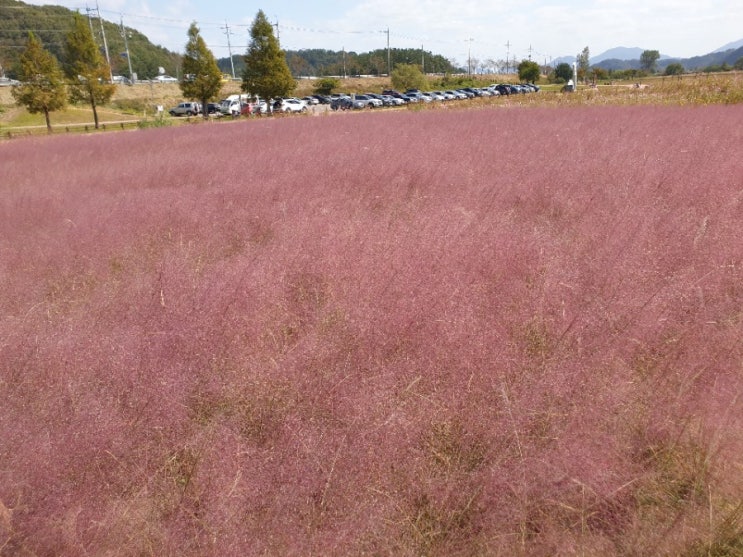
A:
0,0,459,82
0,0,181,80
1,104,742,555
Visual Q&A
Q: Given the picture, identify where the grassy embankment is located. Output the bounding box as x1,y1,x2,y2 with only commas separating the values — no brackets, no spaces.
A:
1,71,742,136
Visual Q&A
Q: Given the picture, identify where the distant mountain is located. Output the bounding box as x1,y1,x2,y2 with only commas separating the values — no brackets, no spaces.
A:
665,46,743,70
550,42,743,72
552,46,670,67
592,47,642,64
552,55,575,66
593,47,673,64
714,38,743,53
593,45,743,72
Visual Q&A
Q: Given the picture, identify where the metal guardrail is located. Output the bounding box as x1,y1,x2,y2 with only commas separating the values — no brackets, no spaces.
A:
0,114,248,139
1,119,147,139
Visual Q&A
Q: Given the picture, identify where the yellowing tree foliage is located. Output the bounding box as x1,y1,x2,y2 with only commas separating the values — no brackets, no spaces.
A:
12,32,67,132
180,22,222,119
63,13,115,129
242,10,295,103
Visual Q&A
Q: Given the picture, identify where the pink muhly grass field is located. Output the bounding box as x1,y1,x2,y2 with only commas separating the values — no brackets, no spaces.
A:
2,105,743,555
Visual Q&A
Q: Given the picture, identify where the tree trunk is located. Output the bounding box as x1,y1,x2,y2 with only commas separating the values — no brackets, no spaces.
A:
91,98,99,129
44,108,52,134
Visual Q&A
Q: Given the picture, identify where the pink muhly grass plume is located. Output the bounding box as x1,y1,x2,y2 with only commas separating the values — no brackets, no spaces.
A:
1,104,742,555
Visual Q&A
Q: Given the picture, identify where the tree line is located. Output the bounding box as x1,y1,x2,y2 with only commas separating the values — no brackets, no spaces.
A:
10,10,297,131
12,14,116,131
278,48,457,77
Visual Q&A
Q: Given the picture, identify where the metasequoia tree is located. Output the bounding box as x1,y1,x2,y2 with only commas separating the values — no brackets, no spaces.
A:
63,13,115,129
180,22,222,119
12,32,67,132
241,10,295,104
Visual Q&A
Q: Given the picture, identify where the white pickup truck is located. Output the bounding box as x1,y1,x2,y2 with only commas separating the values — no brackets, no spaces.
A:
219,94,250,116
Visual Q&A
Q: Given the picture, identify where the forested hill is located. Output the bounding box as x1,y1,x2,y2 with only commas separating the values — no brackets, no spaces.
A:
217,48,461,78
285,48,459,76
218,47,461,78
0,0,181,80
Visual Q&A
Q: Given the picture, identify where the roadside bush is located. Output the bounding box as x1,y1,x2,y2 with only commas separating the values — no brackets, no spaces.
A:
665,62,685,76
432,74,473,89
391,63,427,91
136,113,170,128
110,97,148,114
313,77,340,95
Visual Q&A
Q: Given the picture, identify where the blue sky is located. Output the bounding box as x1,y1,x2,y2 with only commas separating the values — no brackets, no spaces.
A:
23,0,743,65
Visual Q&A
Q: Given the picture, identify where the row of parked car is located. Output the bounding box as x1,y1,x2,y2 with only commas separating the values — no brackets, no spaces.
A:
325,84,540,110
169,95,312,117
167,83,540,118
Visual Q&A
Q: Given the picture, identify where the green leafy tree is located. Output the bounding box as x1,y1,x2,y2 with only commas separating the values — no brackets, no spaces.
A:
391,63,426,91
735,57,743,71
11,32,66,132
241,10,295,102
180,22,222,119
63,13,115,129
313,77,339,95
640,50,660,73
588,66,608,82
518,59,540,83
576,46,590,82
664,62,684,76
553,62,573,83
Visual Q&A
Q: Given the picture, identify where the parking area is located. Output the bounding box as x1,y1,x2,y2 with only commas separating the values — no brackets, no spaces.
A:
165,84,540,119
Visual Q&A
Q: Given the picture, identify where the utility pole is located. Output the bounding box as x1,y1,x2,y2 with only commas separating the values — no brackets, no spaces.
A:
120,15,133,84
386,27,391,76
222,21,236,79
95,1,112,82
273,18,279,43
465,38,474,76
85,6,95,39
527,44,533,61
505,40,511,73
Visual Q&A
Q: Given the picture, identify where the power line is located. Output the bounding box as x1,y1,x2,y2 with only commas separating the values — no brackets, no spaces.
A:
1,4,545,64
